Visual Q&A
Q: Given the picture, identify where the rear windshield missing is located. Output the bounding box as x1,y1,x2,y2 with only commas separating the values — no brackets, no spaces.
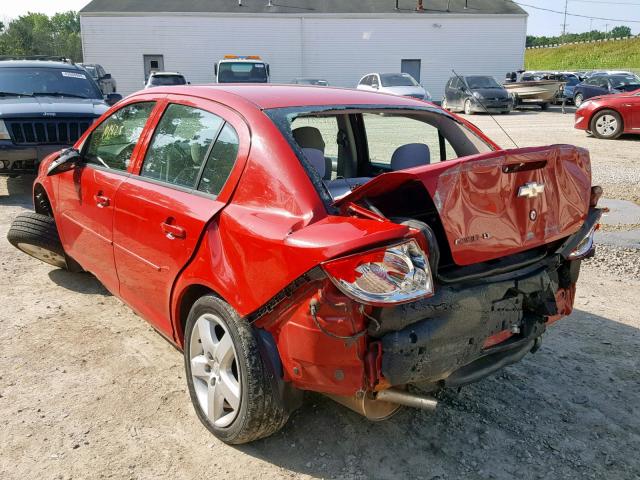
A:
265,105,493,203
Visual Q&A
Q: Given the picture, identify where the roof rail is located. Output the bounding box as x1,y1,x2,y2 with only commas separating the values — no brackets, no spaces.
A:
0,55,74,64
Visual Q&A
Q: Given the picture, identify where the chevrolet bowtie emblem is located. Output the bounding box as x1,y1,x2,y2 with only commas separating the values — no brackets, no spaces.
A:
518,182,545,199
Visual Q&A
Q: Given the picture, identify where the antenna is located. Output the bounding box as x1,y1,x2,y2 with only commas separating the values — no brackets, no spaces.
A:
451,69,519,149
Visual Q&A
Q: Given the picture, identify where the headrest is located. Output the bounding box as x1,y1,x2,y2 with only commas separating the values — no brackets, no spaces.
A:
293,126,326,152
302,148,326,178
390,143,431,171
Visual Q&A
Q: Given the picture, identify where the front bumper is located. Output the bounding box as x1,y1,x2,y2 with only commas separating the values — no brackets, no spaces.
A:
0,141,66,175
470,98,512,112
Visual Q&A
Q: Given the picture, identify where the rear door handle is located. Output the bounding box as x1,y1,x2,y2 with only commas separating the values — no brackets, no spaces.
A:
94,194,110,208
161,221,186,240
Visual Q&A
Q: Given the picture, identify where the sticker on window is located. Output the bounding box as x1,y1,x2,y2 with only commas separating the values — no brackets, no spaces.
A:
61,71,87,79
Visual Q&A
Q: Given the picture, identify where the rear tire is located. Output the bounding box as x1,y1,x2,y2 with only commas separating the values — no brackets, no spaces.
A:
7,212,81,271
590,109,623,139
540,102,549,111
184,295,289,444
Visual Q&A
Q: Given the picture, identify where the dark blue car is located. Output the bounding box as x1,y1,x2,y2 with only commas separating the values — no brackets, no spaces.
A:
573,74,640,108
0,59,121,177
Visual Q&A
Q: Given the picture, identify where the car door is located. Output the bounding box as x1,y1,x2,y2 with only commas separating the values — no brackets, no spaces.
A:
55,99,158,294
112,96,249,334
628,92,640,130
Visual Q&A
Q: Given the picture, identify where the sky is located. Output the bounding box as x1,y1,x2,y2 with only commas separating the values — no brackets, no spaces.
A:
1,0,639,37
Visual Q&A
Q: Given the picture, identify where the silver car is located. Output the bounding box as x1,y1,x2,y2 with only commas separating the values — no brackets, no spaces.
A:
357,73,431,101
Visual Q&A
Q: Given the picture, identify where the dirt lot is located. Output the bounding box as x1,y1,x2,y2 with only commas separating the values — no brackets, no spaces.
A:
1,108,639,480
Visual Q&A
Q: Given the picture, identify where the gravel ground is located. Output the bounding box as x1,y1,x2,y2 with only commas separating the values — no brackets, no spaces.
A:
1,107,639,480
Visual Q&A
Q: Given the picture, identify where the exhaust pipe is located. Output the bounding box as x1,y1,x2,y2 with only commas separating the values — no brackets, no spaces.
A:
328,388,438,419
376,388,438,411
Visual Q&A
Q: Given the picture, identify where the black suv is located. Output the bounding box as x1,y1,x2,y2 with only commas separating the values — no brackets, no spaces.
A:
443,75,512,115
0,58,121,176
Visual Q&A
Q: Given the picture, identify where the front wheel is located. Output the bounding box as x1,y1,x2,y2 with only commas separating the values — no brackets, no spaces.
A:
574,93,584,108
591,109,623,139
7,212,81,271
464,99,474,115
184,295,289,444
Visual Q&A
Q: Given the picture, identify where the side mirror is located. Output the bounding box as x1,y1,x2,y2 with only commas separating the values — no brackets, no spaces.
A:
47,148,82,176
101,73,112,80
187,81,191,85
105,93,123,106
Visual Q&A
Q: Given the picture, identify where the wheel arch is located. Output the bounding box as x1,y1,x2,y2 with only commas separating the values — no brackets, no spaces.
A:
173,282,221,348
33,182,53,217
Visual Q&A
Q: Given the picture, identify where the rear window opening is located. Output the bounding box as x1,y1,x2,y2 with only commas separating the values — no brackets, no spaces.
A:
267,106,494,203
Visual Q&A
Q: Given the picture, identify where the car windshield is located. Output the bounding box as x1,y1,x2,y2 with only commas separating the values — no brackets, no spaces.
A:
83,65,98,79
609,75,640,89
218,62,268,83
0,67,103,99
149,75,186,86
466,76,501,89
380,74,418,87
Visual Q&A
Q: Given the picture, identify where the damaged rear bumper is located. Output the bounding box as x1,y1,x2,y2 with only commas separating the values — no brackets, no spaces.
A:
376,207,603,389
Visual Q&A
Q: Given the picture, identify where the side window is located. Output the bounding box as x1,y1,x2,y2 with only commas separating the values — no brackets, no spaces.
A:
360,76,370,86
197,123,239,196
141,104,224,189
97,66,105,78
371,75,380,88
451,78,459,89
363,113,454,166
84,102,155,171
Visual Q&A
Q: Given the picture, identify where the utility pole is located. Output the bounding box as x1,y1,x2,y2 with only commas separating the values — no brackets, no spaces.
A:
562,0,569,40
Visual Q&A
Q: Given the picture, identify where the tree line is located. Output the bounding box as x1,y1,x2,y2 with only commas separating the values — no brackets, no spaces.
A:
0,12,82,62
527,25,633,48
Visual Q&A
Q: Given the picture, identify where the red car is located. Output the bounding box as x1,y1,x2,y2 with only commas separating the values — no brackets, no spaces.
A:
9,85,603,444
575,88,640,139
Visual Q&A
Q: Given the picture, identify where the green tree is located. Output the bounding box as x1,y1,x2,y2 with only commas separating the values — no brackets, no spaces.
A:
610,26,632,38
0,11,82,62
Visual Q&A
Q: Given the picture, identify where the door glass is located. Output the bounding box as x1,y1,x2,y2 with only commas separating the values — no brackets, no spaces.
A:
84,102,155,171
197,123,240,196
141,103,224,189
364,113,453,165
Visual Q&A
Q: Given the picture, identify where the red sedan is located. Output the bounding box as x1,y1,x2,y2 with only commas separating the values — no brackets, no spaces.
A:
575,88,640,139
9,85,602,444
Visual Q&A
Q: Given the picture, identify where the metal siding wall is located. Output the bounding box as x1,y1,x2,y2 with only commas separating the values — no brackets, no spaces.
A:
81,15,526,98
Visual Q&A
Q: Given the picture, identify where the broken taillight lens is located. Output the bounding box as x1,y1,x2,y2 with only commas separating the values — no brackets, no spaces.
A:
321,240,434,306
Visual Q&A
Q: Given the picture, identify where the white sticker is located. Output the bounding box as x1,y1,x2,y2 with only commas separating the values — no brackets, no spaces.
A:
61,71,87,79
255,64,265,68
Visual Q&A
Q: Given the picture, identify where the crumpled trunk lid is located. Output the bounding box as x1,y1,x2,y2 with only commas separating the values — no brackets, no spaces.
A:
335,145,592,266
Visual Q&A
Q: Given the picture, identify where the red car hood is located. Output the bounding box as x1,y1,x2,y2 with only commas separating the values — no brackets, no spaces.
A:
335,145,592,266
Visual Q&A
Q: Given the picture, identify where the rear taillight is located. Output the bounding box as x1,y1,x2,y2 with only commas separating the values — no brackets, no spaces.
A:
322,239,434,306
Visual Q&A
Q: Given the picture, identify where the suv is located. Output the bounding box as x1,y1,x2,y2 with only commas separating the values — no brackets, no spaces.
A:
79,63,117,94
0,58,121,176
9,85,602,444
144,71,188,89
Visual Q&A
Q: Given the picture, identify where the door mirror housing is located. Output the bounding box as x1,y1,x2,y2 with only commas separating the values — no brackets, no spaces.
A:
101,73,112,80
104,93,123,106
47,148,82,176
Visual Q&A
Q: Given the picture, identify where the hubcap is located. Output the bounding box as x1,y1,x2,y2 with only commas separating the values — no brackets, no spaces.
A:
16,243,66,268
595,115,618,137
189,313,241,428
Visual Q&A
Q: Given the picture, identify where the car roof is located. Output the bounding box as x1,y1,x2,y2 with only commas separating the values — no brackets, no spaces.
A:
130,84,434,110
150,71,183,76
0,60,83,69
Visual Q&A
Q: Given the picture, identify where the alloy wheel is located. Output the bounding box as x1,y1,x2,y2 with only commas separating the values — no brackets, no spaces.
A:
189,313,241,428
594,114,618,138
16,243,67,268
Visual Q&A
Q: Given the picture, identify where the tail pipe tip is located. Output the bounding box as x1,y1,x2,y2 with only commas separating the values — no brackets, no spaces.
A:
375,388,438,412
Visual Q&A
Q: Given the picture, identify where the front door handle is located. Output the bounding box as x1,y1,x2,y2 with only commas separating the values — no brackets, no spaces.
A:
94,194,110,208
161,221,186,240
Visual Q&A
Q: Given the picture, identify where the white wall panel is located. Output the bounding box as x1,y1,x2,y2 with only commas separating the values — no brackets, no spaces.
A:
81,14,526,99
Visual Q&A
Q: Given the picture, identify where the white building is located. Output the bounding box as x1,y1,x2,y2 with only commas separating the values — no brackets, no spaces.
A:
80,0,527,99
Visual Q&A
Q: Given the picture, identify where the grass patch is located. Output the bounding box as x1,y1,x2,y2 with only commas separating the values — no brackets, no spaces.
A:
525,37,640,73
